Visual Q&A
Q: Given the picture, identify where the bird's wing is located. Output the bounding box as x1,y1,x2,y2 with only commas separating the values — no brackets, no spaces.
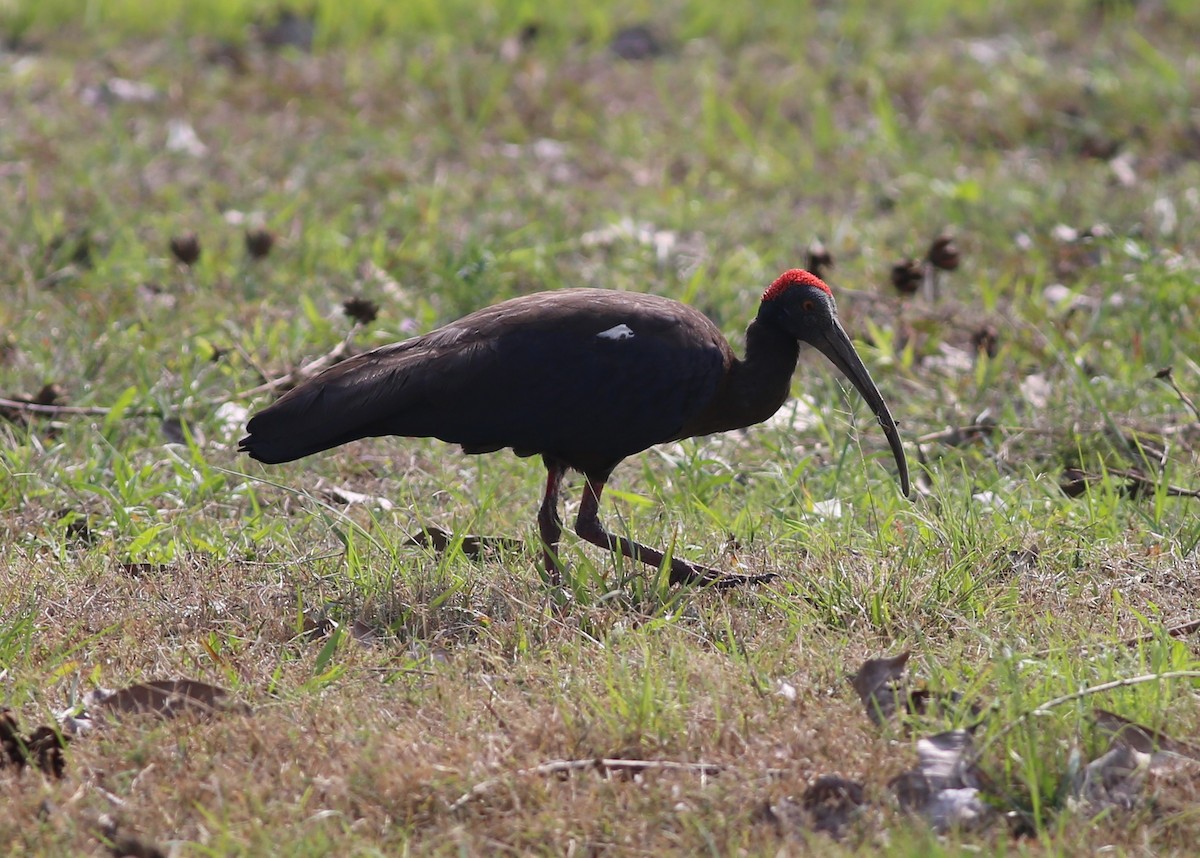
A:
240,290,731,470
438,296,731,471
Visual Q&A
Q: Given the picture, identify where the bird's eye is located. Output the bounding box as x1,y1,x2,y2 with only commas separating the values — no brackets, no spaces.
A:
802,300,815,312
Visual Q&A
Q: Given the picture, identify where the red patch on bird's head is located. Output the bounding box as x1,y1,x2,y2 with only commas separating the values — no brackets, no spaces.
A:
762,269,832,303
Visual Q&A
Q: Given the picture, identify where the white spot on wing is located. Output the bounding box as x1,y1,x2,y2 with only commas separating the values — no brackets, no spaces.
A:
597,323,635,341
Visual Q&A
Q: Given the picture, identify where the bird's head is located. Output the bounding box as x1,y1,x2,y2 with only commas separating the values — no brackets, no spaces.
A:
759,268,911,497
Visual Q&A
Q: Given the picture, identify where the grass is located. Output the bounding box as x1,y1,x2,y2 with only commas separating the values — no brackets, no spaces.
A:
2,0,1200,853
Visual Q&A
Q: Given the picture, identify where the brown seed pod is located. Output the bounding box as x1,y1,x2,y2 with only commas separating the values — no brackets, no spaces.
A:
342,296,380,325
971,325,999,358
927,233,960,271
245,227,275,260
890,258,924,295
169,232,201,267
806,239,833,279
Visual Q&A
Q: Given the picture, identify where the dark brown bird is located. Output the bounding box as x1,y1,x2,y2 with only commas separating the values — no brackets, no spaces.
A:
240,269,909,587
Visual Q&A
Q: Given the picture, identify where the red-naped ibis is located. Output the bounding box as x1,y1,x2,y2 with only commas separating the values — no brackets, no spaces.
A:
240,269,909,586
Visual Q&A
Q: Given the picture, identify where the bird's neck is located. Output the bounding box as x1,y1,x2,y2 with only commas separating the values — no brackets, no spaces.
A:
684,318,800,437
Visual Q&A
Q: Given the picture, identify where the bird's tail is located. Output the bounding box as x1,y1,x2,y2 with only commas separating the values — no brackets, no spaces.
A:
238,381,371,464
239,338,438,464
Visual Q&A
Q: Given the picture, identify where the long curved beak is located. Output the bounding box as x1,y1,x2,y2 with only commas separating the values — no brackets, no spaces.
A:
811,318,911,497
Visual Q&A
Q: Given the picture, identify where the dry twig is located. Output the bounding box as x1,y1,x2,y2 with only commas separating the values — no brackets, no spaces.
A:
0,397,150,417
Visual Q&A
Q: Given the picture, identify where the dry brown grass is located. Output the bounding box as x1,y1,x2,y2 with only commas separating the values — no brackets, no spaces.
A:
4,534,1200,853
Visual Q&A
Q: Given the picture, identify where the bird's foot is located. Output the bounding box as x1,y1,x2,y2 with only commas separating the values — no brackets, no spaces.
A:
668,561,777,589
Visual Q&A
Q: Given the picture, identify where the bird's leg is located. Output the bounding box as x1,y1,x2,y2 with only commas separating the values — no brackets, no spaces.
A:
537,460,566,585
573,479,775,588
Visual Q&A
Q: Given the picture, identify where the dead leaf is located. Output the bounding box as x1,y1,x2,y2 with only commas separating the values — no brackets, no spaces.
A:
756,796,806,837
1068,743,1149,814
349,618,382,647
914,730,979,788
890,770,933,812
1,708,24,767
758,776,867,841
1,708,69,777
87,679,249,721
1093,708,1200,761
56,707,94,738
407,525,523,558
25,726,67,779
891,729,992,833
802,775,867,838
924,786,991,832
851,652,911,724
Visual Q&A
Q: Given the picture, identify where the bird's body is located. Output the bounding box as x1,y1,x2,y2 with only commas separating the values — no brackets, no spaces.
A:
241,270,909,586
245,290,755,474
